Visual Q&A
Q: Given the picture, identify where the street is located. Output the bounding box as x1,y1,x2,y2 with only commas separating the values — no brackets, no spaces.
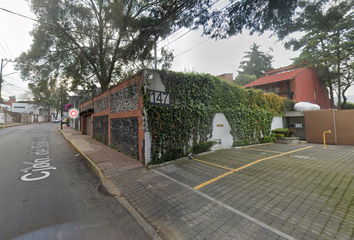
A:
0,123,150,240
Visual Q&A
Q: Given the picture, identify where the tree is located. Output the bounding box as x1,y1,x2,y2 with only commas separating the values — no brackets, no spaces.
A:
28,79,69,121
285,1,354,109
234,43,273,86
15,0,212,92
201,0,333,40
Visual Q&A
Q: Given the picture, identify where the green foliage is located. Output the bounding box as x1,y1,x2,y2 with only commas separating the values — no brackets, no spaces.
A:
236,43,273,80
234,74,257,86
144,70,287,164
16,0,212,92
342,102,354,109
192,141,216,154
286,1,354,109
65,117,70,124
283,99,295,112
271,128,295,137
259,136,276,143
273,133,285,139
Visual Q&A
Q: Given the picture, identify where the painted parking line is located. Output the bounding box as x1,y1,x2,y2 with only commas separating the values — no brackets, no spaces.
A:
194,146,313,190
193,158,234,171
154,170,296,240
243,147,283,154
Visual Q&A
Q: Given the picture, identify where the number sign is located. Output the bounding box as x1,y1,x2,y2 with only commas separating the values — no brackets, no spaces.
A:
150,91,170,107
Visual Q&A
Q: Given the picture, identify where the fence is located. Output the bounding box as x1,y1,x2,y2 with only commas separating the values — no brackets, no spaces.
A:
305,109,354,145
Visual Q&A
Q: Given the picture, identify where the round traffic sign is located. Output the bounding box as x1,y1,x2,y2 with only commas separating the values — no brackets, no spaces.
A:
68,108,80,119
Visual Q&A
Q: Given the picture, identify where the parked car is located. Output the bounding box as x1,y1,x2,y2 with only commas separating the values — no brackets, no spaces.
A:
52,119,59,123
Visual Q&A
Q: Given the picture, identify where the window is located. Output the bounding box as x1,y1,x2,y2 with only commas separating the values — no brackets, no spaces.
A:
274,84,279,93
268,85,273,93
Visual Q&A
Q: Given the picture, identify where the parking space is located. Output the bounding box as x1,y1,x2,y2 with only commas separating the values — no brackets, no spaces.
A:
153,143,354,239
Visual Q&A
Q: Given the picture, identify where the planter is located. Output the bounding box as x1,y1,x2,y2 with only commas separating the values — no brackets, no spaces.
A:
276,137,300,144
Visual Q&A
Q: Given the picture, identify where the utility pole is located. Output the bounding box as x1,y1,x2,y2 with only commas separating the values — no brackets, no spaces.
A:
60,84,63,130
0,58,15,103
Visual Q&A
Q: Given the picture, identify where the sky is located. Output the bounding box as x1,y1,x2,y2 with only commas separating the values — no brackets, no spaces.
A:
0,0,353,101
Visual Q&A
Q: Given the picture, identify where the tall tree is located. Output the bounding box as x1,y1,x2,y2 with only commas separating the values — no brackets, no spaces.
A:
15,0,212,92
234,43,273,86
28,79,69,121
285,1,354,109
201,0,333,40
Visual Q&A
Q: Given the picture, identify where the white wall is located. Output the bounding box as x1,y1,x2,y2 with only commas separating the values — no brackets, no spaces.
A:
271,116,283,130
209,113,233,150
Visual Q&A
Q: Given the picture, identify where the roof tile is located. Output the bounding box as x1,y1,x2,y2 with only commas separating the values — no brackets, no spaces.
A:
243,68,307,88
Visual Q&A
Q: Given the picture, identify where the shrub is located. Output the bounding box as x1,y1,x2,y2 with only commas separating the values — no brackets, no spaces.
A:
192,141,216,154
259,136,276,143
342,102,354,109
273,134,284,139
288,129,296,137
272,128,289,137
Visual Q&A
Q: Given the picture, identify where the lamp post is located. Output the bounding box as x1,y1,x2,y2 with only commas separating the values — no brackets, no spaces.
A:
0,58,16,103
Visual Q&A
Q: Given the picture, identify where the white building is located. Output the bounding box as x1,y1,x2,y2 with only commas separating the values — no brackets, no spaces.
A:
12,103,47,115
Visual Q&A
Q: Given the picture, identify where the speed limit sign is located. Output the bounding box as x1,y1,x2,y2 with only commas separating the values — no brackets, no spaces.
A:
68,108,80,119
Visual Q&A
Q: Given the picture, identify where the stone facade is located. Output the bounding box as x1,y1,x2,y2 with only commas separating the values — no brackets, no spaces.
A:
94,97,108,112
111,117,139,158
82,103,92,111
111,83,139,114
93,115,108,144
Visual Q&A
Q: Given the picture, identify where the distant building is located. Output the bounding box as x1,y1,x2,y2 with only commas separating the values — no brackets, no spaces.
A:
217,73,234,84
243,65,331,109
12,103,47,115
3,96,16,107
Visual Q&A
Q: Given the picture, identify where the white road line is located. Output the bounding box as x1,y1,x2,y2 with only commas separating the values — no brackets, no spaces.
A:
154,170,296,240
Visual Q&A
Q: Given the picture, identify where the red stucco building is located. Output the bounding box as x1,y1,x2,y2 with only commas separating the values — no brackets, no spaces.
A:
243,65,331,109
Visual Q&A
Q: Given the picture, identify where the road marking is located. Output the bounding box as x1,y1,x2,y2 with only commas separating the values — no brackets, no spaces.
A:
243,147,283,154
154,170,296,240
193,158,234,171
194,146,313,190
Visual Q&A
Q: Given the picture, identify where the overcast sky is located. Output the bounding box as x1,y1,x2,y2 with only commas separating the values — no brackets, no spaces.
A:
0,0,353,101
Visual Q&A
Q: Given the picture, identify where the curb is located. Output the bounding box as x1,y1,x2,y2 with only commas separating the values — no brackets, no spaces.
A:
58,128,161,240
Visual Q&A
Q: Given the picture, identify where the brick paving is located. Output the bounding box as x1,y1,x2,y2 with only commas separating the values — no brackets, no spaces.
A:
61,127,354,239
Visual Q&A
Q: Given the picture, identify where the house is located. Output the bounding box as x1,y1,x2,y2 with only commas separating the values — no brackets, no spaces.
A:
217,73,234,84
243,65,331,109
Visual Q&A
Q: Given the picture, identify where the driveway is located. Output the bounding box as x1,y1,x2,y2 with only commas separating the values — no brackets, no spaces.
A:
110,143,354,240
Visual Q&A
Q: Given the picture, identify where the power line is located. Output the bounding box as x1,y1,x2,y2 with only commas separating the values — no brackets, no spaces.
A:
174,39,211,58
0,35,14,59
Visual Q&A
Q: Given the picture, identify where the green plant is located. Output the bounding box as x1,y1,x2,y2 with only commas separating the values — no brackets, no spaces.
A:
65,117,70,124
288,129,295,137
342,102,354,109
272,128,289,137
144,70,287,164
259,135,276,143
191,141,216,154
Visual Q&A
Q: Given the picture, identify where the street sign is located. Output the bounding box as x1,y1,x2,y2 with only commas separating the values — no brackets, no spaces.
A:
68,108,80,119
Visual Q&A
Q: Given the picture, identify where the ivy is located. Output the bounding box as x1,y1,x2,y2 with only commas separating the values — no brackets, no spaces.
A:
143,70,286,164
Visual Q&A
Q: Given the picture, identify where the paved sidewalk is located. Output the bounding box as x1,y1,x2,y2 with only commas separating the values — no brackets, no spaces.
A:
60,126,143,176
60,127,354,240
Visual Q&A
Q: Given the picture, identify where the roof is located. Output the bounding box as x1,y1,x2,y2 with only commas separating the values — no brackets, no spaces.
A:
243,67,307,88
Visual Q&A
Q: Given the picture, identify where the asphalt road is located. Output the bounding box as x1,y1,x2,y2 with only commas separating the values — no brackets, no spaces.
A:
0,123,151,240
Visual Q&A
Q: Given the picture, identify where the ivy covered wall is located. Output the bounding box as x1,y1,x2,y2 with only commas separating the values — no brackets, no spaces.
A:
143,70,288,164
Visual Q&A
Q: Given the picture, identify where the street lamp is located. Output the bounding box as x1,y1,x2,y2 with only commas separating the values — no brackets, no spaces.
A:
0,58,16,103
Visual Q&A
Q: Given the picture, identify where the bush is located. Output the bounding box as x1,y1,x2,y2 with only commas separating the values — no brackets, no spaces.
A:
191,141,216,154
259,136,276,143
272,128,289,137
273,133,284,139
288,129,296,137
342,102,354,109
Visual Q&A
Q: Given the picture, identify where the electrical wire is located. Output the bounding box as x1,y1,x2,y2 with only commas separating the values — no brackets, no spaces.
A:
0,35,14,59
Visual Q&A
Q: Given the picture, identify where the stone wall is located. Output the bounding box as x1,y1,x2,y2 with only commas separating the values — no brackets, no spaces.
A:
111,117,139,158
94,97,108,112
111,83,139,113
93,115,108,144
82,103,92,111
